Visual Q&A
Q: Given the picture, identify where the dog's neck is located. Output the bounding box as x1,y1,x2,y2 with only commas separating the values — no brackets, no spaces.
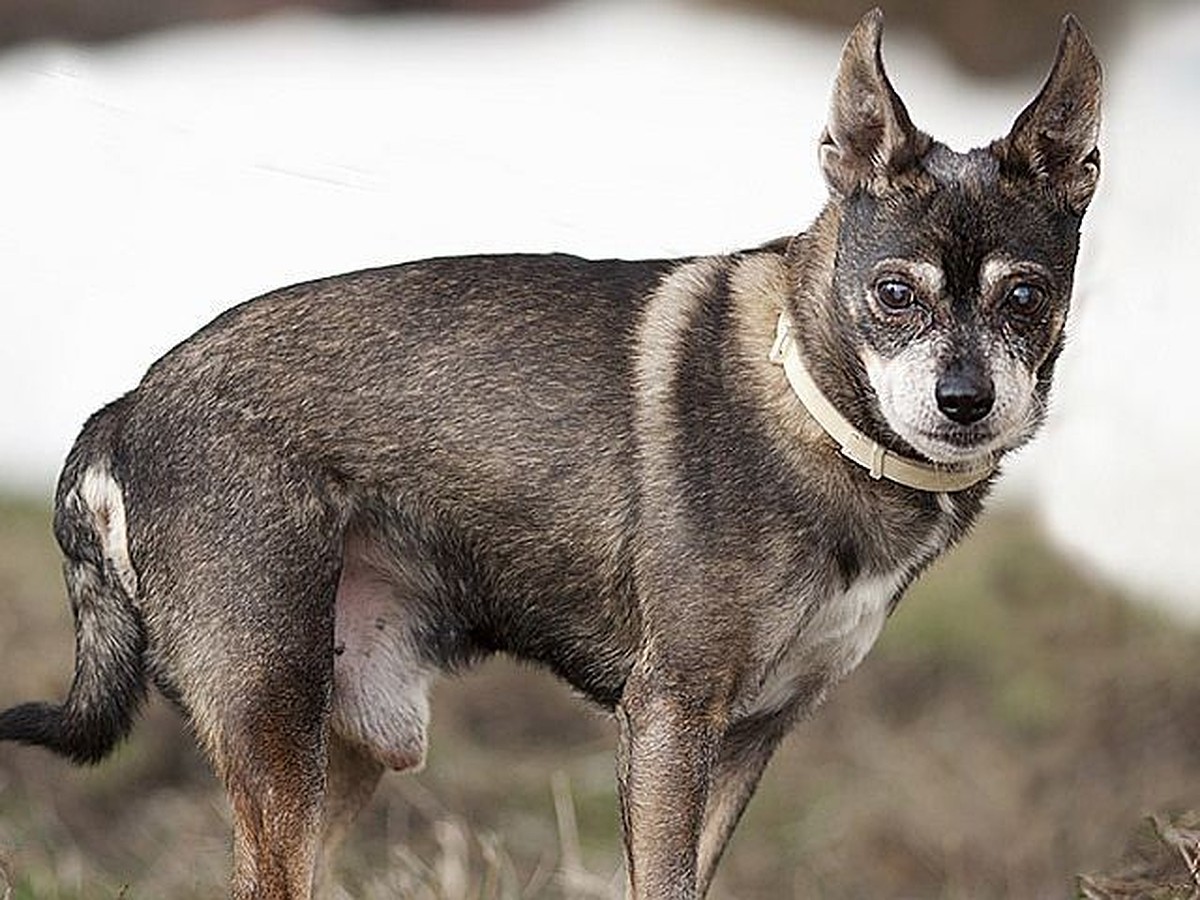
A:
784,213,886,441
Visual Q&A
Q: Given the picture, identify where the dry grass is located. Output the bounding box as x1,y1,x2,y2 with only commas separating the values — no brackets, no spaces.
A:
1078,813,1200,900
1,494,1198,898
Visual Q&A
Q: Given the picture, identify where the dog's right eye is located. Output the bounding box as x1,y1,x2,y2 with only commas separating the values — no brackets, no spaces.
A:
875,279,915,311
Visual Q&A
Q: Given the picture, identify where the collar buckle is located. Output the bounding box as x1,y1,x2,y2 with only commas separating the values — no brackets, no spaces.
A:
768,317,791,365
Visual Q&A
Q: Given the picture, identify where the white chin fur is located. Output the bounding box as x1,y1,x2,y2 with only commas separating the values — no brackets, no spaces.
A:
899,427,1012,466
861,345,1034,467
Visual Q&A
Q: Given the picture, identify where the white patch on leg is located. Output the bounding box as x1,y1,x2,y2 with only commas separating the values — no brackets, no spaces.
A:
79,462,138,597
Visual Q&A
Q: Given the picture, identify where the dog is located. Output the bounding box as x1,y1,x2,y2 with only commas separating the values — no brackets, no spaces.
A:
0,9,1100,899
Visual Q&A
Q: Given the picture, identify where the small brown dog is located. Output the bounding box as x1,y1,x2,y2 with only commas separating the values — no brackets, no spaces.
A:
0,10,1101,899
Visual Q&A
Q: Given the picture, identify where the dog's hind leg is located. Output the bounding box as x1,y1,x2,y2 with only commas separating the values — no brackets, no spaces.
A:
209,561,338,900
312,733,383,896
221,690,329,900
139,485,343,900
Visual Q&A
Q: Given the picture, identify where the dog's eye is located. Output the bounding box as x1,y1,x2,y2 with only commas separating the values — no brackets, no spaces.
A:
875,279,915,311
1005,283,1047,318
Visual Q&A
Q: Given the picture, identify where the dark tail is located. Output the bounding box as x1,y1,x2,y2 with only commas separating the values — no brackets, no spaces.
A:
0,398,147,765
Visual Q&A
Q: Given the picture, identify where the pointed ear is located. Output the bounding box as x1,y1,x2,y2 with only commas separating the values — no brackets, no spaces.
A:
819,8,930,196
999,15,1103,214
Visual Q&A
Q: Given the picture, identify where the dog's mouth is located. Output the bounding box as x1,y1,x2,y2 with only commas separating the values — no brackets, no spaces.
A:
910,423,1008,465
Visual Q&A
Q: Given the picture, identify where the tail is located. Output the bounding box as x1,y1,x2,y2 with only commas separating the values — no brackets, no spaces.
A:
0,398,148,764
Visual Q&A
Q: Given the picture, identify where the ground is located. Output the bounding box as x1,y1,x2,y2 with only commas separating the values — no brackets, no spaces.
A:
0,495,1197,899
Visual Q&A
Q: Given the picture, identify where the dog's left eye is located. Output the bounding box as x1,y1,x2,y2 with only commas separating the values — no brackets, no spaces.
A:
875,279,916,311
1004,283,1048,318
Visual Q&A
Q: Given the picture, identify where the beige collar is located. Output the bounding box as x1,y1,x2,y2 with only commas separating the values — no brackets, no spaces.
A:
768,311,996,493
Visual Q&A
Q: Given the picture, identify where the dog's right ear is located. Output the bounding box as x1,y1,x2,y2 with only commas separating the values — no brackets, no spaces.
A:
819,8,930,196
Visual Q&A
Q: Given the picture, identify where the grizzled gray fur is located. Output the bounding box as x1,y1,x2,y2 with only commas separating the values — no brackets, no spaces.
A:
0,10,1101,900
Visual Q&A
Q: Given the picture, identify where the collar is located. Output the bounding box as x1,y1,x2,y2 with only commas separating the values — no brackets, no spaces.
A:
768,311,997,493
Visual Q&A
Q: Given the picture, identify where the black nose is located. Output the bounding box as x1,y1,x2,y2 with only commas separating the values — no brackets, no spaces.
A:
935,366,995,425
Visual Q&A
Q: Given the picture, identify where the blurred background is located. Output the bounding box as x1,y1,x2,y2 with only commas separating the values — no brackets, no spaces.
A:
0,0,1197,897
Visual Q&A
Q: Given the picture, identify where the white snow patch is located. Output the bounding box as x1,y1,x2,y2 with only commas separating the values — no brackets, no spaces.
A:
0,0,1197,614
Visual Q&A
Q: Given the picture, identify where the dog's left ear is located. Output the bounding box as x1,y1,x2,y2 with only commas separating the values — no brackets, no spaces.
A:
820,8,931,196
999,15,1103,214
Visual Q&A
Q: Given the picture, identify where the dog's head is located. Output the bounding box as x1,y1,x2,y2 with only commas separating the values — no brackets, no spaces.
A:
811,9,1101,466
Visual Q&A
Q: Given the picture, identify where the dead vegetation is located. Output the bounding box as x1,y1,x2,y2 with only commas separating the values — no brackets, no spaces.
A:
0,494,1197,898
1078,813,1200,900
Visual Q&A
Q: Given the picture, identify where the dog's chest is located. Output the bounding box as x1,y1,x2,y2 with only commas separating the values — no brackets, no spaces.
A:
738,515,955,721
739,571,904,719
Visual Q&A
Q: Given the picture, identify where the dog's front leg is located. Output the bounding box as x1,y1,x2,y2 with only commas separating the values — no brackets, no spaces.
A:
694,713,794,897
616,669,727,900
